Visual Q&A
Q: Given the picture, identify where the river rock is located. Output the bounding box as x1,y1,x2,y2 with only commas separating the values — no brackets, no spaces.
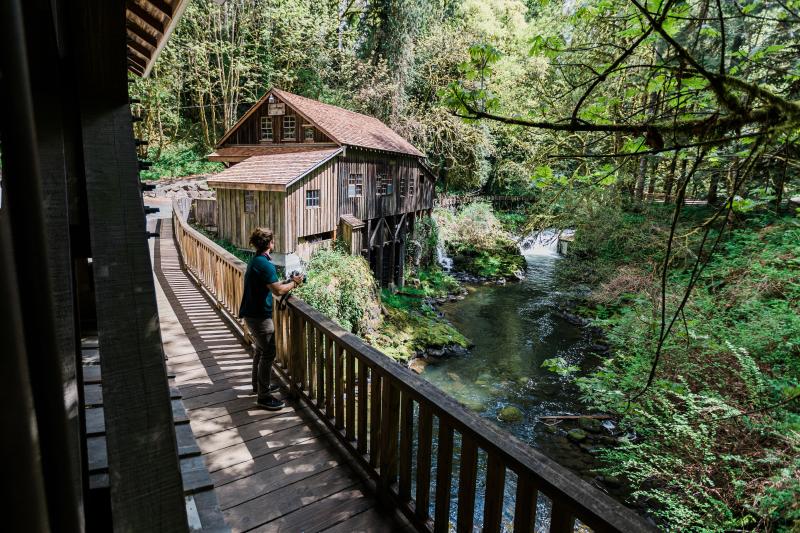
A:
427,348,445,358
541,423,559,434
497,406,523,422
444,345,468,358
579,417,604,433
567,428,588,442
461,399,485,412
446,372,461,383
408,358,428,374
475,373,491,386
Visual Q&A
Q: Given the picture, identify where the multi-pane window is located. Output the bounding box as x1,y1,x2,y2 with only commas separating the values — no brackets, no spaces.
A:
304,126,315,142
244,190,256,213
377,173,393,195
282,116,296,140
305,189,320,208
347,174,363,198
260,116,273,141
400,172,408,198
409,172,416,197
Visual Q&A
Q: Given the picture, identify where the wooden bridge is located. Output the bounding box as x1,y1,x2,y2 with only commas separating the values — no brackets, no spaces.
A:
167,201,655,533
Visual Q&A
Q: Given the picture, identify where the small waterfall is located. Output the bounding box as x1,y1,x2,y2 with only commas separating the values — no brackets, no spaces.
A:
519,229,560,257
436,242,454,272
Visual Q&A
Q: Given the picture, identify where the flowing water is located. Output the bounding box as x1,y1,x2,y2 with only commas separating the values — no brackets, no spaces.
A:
419,230,626,529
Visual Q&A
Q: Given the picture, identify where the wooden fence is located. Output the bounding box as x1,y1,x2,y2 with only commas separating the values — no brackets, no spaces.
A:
171,201,653,533
435,195,530,209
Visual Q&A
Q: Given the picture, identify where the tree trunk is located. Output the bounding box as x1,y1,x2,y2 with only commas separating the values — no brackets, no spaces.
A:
663,152,679,203
707,171,720,205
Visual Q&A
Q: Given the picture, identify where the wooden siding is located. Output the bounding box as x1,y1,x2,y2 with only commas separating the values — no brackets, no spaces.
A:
216,188,288,253
285,159,339,245
337,150,434,221
224,94,334,146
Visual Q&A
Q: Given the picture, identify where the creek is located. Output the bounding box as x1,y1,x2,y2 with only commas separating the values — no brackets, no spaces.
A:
418,230,633,529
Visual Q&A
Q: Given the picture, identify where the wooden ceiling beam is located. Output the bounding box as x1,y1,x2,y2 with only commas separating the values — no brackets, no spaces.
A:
145,0,173,18
127,38,152,61
126,1,164,35
128,46,150,66
128,59,145,76
126,21,157,48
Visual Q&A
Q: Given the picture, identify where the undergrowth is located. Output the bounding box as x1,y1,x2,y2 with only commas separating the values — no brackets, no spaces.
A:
566,207,800,531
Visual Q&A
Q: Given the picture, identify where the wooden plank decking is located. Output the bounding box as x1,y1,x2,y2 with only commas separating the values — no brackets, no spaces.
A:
153,218,407,533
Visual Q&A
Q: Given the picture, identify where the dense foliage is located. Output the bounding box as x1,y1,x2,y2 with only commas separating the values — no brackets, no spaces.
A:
564,207,800,531
293,248,381,335
435,202,526,278
139,0,800,529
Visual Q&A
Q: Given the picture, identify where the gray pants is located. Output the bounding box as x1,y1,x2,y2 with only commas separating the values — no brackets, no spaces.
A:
244,317,275,401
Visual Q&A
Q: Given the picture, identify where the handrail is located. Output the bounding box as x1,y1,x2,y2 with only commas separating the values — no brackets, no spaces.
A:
170,200,654,533
435,194,530,209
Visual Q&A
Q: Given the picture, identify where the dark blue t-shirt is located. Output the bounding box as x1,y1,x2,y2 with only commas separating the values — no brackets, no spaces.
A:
239,254,280,319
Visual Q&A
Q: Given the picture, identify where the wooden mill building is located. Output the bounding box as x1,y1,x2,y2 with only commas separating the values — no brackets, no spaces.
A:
207,88,436,286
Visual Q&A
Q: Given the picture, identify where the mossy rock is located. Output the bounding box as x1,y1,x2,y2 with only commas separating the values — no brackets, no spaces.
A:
567,428,588,442
497,405,524,422
461,399,485,412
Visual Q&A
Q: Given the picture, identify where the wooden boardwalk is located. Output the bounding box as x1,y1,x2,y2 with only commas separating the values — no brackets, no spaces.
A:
153,219,408,533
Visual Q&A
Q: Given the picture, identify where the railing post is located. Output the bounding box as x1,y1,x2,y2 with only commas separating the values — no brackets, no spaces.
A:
456,438,478,533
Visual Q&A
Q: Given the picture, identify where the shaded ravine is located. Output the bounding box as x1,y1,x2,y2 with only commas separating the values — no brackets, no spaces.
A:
418,232,636,529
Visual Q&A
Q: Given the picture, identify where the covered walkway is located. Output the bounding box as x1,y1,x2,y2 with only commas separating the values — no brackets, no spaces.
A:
153,217,407,532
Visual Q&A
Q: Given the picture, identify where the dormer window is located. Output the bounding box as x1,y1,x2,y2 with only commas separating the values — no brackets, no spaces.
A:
260,116,273,141
283,116,296,140
303,126,315,142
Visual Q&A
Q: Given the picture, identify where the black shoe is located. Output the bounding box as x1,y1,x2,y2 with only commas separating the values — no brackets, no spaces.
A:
251,384,280,395
255,396,286,411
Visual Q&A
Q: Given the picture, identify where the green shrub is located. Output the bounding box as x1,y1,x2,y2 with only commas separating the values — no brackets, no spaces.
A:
435,202,526,278
294,248,381,335
574,212,800,531
141,142,223,180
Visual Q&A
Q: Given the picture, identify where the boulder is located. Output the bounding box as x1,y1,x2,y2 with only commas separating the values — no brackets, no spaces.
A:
579,417,604,433
497,405,524,422
567,428,588,442
408,358,428,374
427,348,445,358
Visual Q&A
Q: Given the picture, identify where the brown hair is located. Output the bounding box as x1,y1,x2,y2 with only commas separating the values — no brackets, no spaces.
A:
249,227,274,254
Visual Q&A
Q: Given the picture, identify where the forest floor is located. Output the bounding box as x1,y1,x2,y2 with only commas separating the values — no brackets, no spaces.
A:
558,204,800,531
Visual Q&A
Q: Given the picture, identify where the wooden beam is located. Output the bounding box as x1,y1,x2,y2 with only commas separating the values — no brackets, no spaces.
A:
126,1,164,34
0,1,82,529
127,58,145,76
126,20,158,48
146,0,173,18
75,0,188,530
128,48,149,69
127,37,152,61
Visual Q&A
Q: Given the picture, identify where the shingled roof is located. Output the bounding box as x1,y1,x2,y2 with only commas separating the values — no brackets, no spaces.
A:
207,148,342,190
215,88,424,158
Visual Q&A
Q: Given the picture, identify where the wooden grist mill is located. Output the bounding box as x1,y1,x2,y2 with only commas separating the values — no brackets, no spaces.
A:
207,88,436,287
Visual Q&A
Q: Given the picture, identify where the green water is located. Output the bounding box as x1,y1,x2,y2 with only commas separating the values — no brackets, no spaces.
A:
419,239,623,529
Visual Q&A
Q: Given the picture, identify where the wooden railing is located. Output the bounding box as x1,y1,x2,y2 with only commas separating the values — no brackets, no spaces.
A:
435,194,530,209
171,200,654,533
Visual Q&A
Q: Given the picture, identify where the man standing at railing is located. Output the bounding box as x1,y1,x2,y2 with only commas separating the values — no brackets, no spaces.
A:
240,227,304,410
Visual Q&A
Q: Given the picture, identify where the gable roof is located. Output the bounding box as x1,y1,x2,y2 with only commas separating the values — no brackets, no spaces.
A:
206,148,341,191
216,88,424,158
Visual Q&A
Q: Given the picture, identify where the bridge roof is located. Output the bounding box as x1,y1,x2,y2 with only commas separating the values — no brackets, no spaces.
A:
126,0,190,77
